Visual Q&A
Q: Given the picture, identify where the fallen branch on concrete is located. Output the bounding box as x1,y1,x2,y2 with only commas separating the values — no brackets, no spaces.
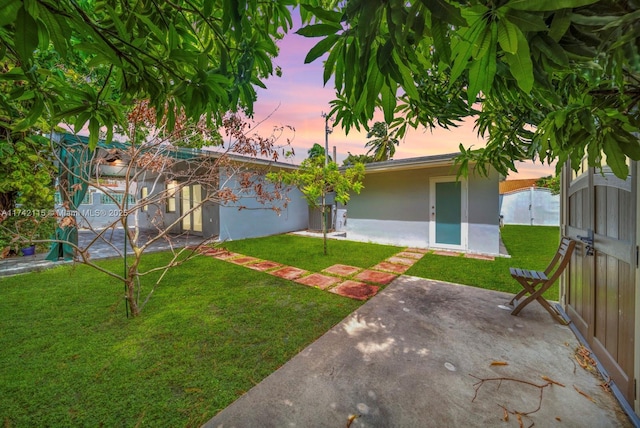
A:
470,373,566,426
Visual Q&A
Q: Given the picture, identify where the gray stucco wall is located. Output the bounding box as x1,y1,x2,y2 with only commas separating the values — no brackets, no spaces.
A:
346,165,500,255
348,167,450,221
467,168,500,255
218,174,308,241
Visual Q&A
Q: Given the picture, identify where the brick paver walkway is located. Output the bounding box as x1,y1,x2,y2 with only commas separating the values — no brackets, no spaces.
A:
195,246,466,301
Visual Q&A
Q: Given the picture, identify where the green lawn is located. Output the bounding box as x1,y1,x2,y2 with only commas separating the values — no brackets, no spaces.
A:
0,227,559,427
0,251,363,427
222,233,401,272
406,225,561,298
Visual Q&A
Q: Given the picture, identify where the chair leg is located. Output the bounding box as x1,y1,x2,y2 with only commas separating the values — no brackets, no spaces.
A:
508,278,538,306
510,283,568,325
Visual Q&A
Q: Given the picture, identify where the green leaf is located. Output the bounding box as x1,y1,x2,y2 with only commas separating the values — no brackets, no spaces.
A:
506,0,599,11
15,7,39,62
467,22,497,103
301,4,343,23
203,0,214,16
431,19,451,64
323,40,341,85
472,24,493,59
497,19,518,54
618,140,640,161
603,133,628,178
366,62,384,113
38,8,69,57
74,111,91,134
569,13,618,26
449,20,485,86
504,29,533,92
549,9,571,41
421,0,466,27
0,0,21,26
296,24,342,37
532,34,569,67
88,117,99,149
304,35,340,64
381,84,396,124
504,9,548,32
135,12,166,42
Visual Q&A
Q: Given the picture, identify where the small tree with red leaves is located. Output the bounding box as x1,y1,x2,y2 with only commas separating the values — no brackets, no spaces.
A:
44,103,295,317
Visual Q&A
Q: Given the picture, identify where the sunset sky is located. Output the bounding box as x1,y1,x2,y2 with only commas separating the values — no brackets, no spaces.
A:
250,17,556,180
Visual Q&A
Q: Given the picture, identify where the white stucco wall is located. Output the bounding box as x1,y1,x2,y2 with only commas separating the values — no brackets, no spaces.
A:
346,219,429,248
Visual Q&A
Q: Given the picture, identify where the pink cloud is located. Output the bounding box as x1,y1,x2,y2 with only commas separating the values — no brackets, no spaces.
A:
251,20,556,179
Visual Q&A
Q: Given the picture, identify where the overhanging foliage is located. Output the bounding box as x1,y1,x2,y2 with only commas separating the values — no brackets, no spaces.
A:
298,0,640,178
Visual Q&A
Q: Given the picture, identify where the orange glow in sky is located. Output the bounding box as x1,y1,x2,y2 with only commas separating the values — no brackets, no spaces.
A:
251,20,556,180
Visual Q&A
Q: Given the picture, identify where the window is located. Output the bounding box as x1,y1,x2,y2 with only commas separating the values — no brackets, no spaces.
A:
140,187,148,212
166,180,177,212
54,191,92,205
100,193,135,205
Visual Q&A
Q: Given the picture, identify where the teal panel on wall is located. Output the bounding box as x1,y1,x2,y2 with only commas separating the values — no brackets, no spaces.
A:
435,181,461,245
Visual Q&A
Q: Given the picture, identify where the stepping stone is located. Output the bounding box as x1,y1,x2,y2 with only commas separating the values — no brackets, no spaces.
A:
355,270,397,285
323,264,362,277
395,251,424,259
200,248,226,256
229,256,261,265
269,266,308,280
330,280,379,301
247,261,283,271
406,247,429,254
295,273,340,290
432,250,461,257
372,261,410,274
386,256,417,266
464,253,495,261
211,251,242,260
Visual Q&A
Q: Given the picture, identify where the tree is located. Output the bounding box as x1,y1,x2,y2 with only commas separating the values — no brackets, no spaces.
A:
0,111,294,316
297,1,640,179
267,155,364,255
0,0,302,262
0,0,296,149
365,121,399,161
536,175,561,195
342,152,374,166
307,142,332,161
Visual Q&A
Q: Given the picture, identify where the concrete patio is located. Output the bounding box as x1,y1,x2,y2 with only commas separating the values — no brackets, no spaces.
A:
204,276,631,428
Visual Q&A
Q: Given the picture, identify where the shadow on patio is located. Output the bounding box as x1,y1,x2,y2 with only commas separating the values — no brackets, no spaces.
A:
205,276,631,427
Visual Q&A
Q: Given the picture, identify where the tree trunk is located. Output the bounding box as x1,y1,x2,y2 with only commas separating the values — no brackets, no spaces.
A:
125,276,140,317
0,191,16,213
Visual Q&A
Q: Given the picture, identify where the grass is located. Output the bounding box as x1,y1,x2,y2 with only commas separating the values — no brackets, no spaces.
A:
0,251,363,427
222,233,401,272
0,227,559,427
406,225,561,298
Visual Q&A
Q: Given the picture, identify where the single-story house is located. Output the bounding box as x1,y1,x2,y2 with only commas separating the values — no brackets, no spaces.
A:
52,133,308,243
135,151,309,241
499,178,560,226
344,154,501,256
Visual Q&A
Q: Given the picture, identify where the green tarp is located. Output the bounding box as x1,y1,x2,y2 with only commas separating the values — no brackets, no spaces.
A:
45,135,94,261
44,133,201,261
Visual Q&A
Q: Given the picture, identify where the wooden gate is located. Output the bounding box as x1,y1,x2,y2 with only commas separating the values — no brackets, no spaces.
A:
563,163,636,404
